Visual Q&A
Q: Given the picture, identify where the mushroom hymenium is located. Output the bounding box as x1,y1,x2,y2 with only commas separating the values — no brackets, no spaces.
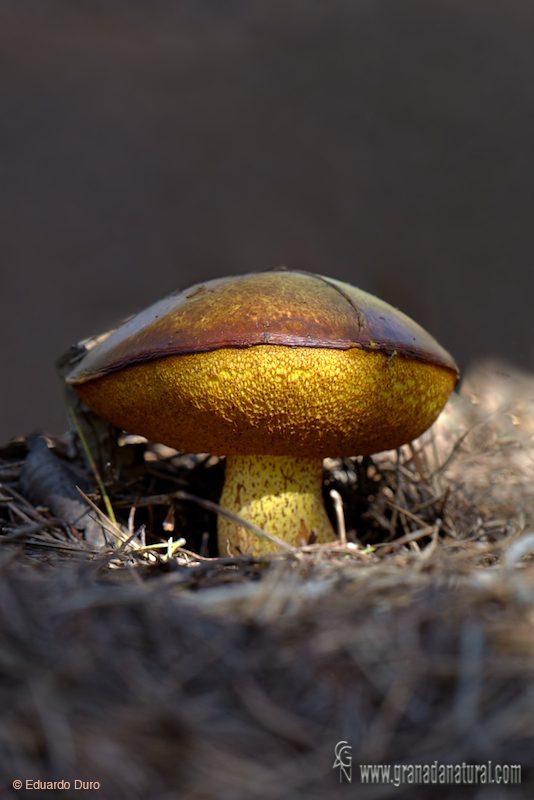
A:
67,271,459,555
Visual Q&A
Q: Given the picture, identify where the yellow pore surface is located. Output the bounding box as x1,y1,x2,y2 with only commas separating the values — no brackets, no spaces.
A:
76,345,457,457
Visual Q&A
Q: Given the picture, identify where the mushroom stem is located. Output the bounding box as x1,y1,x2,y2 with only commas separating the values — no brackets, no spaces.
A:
218,455,335,556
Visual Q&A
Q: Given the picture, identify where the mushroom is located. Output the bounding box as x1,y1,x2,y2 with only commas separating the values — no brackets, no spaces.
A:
66,271,459,555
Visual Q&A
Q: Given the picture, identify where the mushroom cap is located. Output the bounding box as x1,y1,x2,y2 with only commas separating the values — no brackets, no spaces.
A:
67,271,459,457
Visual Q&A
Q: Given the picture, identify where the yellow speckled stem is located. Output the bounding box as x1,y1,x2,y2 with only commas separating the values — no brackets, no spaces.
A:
218,455,336,556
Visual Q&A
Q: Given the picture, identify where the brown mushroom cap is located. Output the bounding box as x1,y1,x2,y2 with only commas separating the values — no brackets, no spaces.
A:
67,271,459,457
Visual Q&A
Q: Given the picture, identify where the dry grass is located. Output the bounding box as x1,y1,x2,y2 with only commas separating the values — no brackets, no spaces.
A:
1,358,534,799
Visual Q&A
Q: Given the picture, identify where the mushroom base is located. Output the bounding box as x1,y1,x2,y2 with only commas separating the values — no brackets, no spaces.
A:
218,455,336,556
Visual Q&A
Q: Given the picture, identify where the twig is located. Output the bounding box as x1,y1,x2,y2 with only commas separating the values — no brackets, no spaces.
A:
173,490,296,554
329,489,347,545
375,522,441,550
385,499,427,528
75,486,125,547
67,403,117,525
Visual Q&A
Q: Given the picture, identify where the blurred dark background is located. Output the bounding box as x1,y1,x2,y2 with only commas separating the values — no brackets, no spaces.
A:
2,0,533,442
